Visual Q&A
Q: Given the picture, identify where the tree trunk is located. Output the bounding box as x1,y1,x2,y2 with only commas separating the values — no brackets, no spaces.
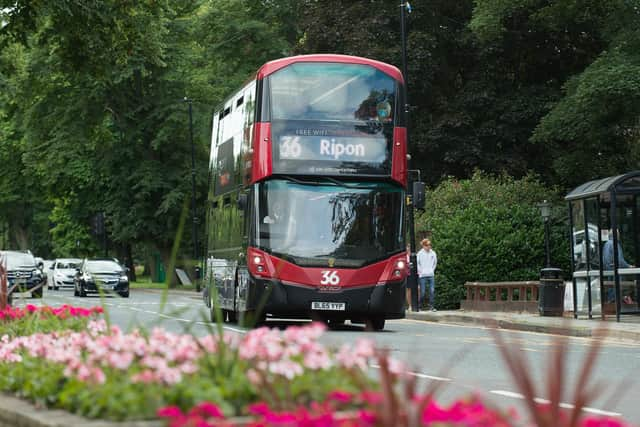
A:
11,224,29,250
124,243,136,282
147,253,159,282
157,244,177,287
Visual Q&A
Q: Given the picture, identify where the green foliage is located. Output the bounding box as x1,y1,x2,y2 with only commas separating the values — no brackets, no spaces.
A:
532,26,640,187
415,172,569,309
1,0,639,296
469,0,640,188
49,196,98,257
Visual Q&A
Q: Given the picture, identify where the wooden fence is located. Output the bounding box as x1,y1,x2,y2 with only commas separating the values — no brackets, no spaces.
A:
461,281,539,312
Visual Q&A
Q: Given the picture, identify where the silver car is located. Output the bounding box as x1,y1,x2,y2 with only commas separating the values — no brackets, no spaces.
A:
49,258,82,290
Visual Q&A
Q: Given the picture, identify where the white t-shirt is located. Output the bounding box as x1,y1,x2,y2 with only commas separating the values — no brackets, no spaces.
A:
417,248,437,277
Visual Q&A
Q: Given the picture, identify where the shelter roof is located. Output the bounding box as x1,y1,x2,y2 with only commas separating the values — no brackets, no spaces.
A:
565,171,640,201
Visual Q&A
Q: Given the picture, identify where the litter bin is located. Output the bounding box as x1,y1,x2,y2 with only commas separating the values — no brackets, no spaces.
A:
539,267,565,316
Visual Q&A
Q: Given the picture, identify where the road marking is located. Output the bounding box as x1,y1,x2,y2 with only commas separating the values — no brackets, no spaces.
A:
107,304,249,334
369,364,451,382
490,390,622,417
397,319,640,347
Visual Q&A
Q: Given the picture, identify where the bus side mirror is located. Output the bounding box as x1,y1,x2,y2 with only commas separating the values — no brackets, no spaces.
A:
413,181,425,210
237,193,248,211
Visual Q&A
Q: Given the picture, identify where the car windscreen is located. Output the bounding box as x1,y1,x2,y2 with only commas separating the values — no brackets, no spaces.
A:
57,261,80,269
85,261,122,273
256,179,404,268
3,253,36,269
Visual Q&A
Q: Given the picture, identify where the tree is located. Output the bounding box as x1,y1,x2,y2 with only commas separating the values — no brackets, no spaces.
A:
470,0,640,188
2,1,205,276
0,37,51,252
1,0,302,279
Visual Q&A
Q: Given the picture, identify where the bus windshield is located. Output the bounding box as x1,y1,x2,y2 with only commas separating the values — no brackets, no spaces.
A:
255,179,404,268
269,62,397,123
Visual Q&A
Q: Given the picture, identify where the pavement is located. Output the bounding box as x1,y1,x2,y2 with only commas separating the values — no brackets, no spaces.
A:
144,287,640,342
405,308,640,342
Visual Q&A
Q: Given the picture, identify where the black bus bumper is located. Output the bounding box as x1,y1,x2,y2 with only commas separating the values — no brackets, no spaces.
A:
249,277,406,320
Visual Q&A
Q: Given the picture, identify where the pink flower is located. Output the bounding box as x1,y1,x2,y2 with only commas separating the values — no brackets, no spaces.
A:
246,368,262,385
359,391,383,405
189,402,224,419
582,417,631,427
157,405,184,418
328,390,353,404
248,402,271,417
357,409,377,426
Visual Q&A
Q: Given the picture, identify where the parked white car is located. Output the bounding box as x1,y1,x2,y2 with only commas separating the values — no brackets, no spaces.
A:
49,258,82,290
573,224,599,269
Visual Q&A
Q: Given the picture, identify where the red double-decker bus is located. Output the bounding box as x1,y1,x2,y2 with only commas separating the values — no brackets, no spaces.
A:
204,54,408,330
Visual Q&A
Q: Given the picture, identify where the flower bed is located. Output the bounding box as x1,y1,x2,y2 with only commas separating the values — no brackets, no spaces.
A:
0,304,634,426
0,314,378,421
0,304,103,337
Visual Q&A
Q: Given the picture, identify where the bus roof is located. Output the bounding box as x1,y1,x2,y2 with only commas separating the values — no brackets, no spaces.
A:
256,54,404,84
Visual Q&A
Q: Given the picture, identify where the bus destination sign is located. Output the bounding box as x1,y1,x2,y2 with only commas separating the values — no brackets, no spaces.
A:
278,135,386,162
271,124,391,176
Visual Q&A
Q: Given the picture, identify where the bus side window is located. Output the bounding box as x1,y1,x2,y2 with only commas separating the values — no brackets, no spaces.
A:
243,190,252,247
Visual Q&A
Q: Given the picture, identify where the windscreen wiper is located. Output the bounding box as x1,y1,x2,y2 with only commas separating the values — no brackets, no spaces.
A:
281,175,323,186
324,177,373,189
281,175,372,189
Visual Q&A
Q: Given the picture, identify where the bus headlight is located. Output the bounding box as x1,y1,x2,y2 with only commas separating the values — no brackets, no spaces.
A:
248,248,274,277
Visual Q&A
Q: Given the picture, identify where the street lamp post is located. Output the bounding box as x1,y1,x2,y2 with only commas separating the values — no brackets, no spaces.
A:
538,200,551,268
184,97,200,292
400,1,419,312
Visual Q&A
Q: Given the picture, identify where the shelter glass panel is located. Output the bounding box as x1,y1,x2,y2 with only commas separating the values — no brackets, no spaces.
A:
615,195,637,268
574,277,597,315
617,269,639,313
584,198,600,270
571,200,586,271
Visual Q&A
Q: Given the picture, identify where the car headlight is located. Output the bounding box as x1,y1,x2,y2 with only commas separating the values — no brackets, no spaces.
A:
119,275,129,282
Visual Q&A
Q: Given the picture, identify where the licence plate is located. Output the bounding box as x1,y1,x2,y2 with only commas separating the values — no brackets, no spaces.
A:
311,301,346,311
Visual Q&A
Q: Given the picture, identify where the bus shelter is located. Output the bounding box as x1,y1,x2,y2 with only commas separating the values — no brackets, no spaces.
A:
565,171,640,321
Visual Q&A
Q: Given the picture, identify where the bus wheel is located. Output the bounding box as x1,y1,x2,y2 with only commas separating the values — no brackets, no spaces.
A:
365,317,385,331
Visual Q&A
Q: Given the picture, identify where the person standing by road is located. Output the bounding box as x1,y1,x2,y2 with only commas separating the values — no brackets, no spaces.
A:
603,229,634,270
602,229,635,304
417,238,438,311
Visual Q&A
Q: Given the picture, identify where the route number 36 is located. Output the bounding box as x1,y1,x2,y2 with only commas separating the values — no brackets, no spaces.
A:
279,136,302,158
320,270,340,285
